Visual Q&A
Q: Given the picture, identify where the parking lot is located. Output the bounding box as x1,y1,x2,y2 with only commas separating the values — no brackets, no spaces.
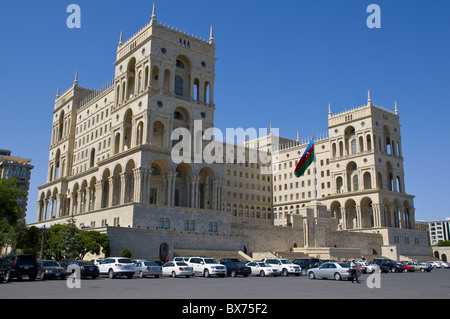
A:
1,267,449,300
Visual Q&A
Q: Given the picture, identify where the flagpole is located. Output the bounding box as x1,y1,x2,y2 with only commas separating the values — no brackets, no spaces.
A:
313,134,317,201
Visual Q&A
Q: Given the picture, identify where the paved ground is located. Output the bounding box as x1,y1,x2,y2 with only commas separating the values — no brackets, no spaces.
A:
1,268,449,300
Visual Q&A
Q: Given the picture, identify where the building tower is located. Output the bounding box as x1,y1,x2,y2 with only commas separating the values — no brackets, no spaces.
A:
327,91,414,231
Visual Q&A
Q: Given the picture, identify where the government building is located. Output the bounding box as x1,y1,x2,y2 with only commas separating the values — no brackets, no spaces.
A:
30,5,431,262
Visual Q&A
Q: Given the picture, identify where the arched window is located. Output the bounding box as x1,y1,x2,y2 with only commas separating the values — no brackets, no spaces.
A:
175,76,183,96
353,175,359,191
351,139,357,154
176,60,185,69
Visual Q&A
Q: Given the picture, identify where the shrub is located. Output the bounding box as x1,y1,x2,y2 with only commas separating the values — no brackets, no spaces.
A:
120,248,132,258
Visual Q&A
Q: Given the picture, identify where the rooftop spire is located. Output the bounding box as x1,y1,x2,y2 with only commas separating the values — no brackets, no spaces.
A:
328,103,332,116
119,30,123,46
208,25,214,44
395,101,398,115
56,86,60,97
151,3,156,21
368,90,372,106
74,70,78,86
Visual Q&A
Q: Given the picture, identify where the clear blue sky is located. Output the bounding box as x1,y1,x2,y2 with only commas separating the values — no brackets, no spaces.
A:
0,0,449,224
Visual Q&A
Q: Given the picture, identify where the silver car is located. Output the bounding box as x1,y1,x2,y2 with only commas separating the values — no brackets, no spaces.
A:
134,260,162,278
307,262,360,281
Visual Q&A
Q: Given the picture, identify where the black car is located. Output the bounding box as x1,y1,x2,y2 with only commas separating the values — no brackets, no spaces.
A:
292,258,321,275
222,262,251,277
38,260,67,280
219,258,240,264
59,260,100,279
0,268,6,283
0,254,38,281
373,258,404,273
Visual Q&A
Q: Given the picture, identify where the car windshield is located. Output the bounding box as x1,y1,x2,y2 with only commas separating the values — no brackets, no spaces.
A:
280,260,292,264
43,261,60,267
204,259,218,264
257,263,270,267
118,259,133,263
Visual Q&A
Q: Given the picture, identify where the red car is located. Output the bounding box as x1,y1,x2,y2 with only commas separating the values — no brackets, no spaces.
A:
400,262,415,272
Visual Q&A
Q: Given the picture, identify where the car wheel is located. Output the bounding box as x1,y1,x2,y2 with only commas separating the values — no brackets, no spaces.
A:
139,271,144,278
5,270,12,282
108,269,115,279
301,268,307,276
282,269,288,276
391,267,396,273
40,273,46,280
204,269,210,278
260,270,265,277
231,271,236,277
309,272,315,280
334,272,342,281
172,271,177,278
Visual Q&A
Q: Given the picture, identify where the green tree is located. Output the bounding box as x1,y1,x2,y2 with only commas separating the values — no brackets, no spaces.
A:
436,240,450,247
0,178,26,246
43,219,110,260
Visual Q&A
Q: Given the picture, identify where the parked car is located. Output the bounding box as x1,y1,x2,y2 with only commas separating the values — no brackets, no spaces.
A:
219,258,240,264
162,261,194,278
90,259,103,267
355,261,380,273
292,258,321,276
134,260,162,278
307,262,360,281
38,260,66,280
399,262,415,272
173,257,190,263
98,257,135,279
0,268,6,283
245,261,280,277
187,257,227,277
221,262,251,277
59,260,100,279
0,254,38,281
261,258,301,276
428,261,445,268
373,258,404,273
406,261,432,272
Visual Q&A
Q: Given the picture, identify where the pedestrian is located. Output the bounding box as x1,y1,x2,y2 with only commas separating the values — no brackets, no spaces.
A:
350,259,360,283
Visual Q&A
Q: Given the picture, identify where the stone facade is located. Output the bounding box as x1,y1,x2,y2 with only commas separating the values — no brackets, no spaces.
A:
30,6,431,261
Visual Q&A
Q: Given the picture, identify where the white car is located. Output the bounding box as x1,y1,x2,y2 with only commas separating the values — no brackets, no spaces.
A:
187,257,227,277
427,261,444,268
173,257,190,263
162,261,194,278
355,261,380,273
261,258,301,276
307,262,360,281
98,257,135,279
134,260,162,278
245,261,280,277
